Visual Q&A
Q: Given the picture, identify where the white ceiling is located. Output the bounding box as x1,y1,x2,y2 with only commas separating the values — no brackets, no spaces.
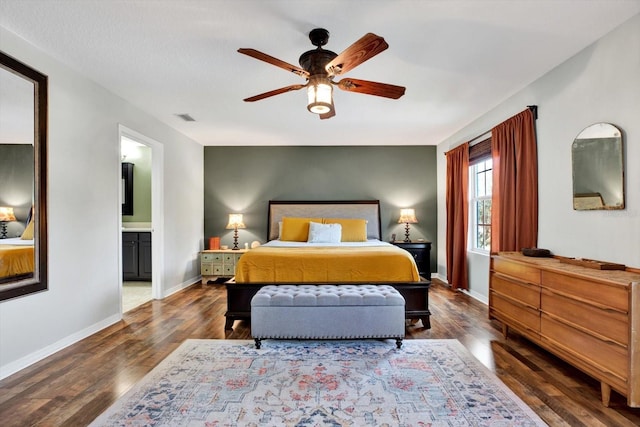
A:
1,0,639,146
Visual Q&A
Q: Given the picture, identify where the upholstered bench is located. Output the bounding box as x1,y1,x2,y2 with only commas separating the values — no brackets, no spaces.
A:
251,284,405,349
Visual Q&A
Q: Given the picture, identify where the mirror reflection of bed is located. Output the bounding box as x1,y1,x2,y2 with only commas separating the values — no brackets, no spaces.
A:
0,204,35,285
0,207,35,285
0,238,35,285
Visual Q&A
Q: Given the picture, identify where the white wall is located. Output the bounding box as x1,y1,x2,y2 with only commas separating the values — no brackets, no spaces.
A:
0,27,204,378
437,14,640,300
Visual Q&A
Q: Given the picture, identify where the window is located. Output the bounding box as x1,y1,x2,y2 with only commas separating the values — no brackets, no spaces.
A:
470,158,492,251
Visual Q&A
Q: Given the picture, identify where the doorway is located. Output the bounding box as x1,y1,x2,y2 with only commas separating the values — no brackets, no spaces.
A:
118,125,164,313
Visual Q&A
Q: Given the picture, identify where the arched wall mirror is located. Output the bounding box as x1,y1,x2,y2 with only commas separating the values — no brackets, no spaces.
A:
572,122,624,210
0,51,48,301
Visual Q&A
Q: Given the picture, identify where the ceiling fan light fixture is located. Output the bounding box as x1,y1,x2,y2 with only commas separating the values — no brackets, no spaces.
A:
307,78,333,114
239,29,404,118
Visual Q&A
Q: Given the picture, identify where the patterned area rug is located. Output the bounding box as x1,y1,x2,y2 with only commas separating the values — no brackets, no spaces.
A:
90,339,547,426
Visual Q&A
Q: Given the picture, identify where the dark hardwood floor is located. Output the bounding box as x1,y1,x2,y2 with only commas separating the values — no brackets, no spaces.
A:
1,279,639,426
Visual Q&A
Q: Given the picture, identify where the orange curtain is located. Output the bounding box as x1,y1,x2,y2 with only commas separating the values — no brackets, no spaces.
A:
491,108,538,253
445,143,469,290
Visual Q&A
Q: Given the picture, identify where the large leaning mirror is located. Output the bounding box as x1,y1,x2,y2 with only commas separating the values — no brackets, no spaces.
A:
0,51,48,301
572,122,624,210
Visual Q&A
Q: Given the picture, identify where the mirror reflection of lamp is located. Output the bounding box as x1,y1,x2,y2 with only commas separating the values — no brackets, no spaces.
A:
226,213,246,250
0,207,16,239
398,208,418,243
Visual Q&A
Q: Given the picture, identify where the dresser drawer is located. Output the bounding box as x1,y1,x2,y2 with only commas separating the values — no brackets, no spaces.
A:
541,288,628,346
492,257,540,284
201,264,215,275
202,253,224,263
541,314,627,385
490,292,540,336
541,271,628,312
491,273,540,309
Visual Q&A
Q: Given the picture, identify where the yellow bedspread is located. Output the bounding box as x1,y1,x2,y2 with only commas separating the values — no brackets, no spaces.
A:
235,245,420,283
0,245,35,279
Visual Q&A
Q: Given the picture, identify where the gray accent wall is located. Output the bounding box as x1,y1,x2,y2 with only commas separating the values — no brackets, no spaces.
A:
204,145,437,273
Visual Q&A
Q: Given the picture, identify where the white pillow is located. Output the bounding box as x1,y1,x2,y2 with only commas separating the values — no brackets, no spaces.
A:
307,221,342,243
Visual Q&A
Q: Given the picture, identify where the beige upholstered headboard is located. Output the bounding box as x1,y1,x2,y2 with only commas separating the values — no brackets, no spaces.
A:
267,200,382,241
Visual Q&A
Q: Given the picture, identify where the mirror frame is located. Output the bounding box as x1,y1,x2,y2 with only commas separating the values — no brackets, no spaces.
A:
0,50,48,301
571,122,624,211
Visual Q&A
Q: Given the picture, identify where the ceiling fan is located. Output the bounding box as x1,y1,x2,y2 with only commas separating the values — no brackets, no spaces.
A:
238,28,406,119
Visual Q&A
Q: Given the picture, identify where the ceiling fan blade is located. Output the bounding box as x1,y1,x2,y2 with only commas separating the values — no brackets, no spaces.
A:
336,78,405,99
319,107,335,120
325,33,388,76
243,84,306,102
238,48,309,78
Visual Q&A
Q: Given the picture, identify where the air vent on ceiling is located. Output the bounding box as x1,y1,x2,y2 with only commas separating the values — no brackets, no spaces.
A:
175,113,196,122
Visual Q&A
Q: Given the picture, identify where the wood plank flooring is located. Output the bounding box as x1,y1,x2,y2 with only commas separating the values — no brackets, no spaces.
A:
1,279,639,426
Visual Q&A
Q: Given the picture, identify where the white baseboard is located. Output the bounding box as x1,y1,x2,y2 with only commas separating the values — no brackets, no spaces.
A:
431,273,488,305
1,276,202,381
162,276,200,298
463,289,488,305
0,313,121,381
432,273,447,282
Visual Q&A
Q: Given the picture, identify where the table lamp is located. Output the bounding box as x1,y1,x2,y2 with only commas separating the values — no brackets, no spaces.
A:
226,213,246,250
398,208,418,243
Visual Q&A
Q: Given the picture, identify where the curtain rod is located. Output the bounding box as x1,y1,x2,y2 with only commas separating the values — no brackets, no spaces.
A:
444,105,537,156
465,105,538,146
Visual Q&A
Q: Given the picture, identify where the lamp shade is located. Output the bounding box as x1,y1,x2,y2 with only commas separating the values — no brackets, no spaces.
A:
307,77,333,114
0,207,16,222
398,208,418,224
226,213,246,229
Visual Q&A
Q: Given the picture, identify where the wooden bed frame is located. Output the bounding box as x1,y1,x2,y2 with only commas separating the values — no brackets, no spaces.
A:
224,200,431,330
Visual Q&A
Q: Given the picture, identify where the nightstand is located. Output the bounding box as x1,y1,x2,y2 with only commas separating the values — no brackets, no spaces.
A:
201,249,248,284
391,241,431,279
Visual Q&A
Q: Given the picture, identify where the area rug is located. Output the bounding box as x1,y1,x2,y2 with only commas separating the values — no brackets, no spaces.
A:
90,339,547,426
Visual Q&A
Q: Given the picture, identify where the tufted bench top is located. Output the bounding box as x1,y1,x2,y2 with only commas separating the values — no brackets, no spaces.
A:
251,284,405,307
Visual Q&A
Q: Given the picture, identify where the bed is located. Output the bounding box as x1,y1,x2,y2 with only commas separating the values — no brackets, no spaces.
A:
0,237,35,284
224,200,431,330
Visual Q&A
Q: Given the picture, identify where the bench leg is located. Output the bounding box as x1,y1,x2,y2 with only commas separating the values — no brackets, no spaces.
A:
396,338,403,349
254,338,261,349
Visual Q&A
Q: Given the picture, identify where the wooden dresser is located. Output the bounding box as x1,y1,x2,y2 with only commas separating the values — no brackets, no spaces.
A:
489,252,640,407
